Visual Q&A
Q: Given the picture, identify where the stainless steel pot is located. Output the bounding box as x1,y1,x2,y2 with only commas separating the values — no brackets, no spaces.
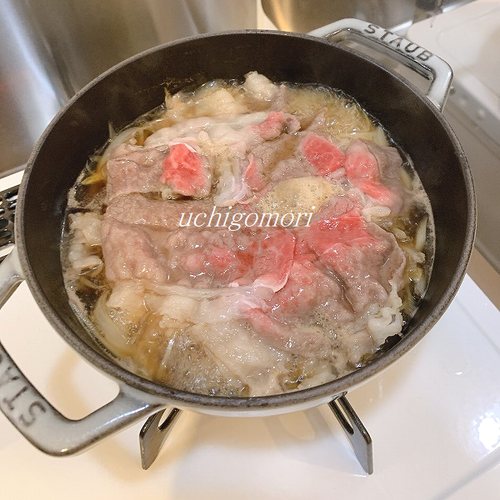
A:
0,20,476,460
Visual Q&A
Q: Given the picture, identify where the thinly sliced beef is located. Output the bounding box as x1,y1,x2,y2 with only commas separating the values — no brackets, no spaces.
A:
251,135,316,184
366,141,407,211
297,212,406,313
344,139,404,212
105,194,213,229
252,110,301,140
244,250,356,355
243,155,266,191
266,257,354,323
164,227,295,290
107,141,212,202
68,72,431,398
249,230,296,291
101,218,167,283
104,194,297,291
161,142,211,197
116,111,302,205
310,194,355,223
300,132,345,176
106,143,167,202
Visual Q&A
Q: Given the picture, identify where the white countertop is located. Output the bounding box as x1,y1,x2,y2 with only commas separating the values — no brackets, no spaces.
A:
1,171,500,499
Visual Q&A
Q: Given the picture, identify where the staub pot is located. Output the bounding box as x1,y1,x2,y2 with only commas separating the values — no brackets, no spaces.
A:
0,19,475,463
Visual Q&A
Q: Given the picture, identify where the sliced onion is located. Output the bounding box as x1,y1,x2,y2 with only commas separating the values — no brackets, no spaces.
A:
93,295,133,358
415,216,428,252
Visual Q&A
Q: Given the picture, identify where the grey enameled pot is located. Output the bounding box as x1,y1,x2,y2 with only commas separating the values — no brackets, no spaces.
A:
0,20,475,457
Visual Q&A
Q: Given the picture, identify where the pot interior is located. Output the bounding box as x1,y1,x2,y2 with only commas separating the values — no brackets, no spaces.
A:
17,31,475,410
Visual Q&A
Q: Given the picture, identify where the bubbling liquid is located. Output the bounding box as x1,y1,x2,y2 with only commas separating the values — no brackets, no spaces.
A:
62,71,434,397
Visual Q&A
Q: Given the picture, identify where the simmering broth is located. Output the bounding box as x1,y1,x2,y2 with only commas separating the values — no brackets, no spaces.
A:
62,72,434,397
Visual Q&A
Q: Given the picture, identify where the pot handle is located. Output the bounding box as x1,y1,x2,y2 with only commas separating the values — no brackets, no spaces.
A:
309,18,453,111
0,249,162,455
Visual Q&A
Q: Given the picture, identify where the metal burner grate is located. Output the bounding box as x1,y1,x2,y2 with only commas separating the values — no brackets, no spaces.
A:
139,395,373,473
0,185,18,263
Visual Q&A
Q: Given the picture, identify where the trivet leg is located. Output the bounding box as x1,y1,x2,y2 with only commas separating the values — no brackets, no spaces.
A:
329,395,373,474
139,407,181,469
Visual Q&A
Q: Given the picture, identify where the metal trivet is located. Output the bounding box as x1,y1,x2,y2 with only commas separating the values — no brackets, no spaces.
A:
0,185,18,263
139,395,373,474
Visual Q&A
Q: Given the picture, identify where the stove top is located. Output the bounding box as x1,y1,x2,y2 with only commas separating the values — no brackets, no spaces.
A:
1,170,499,498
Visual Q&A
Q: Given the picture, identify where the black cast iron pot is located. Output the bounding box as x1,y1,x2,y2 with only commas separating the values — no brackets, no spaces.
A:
0,20,475,462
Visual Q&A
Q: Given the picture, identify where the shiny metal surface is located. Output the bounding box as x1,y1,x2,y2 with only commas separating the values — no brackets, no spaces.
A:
0,1,65,176
261,0,476,33
0,0,257,177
